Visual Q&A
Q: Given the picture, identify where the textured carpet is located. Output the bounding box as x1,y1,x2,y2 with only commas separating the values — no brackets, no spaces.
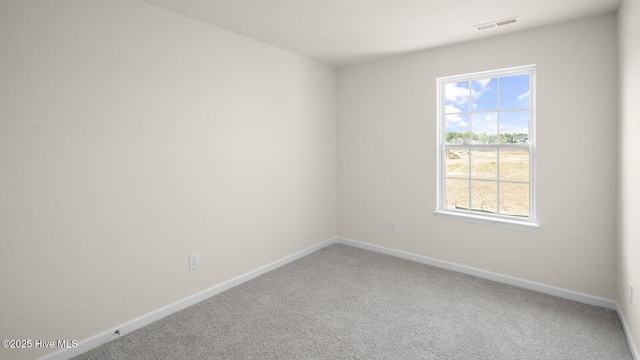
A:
74,244,632,359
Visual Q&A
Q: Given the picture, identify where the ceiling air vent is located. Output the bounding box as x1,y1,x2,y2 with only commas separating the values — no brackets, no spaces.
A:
474,17,519,31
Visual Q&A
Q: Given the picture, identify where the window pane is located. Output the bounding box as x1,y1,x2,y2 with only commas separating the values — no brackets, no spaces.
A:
499,183,529,217
445,179,469,210
500,110,529,144
445,81,469,113
471,112,498,144
472,78,497,111
471,149,497,180
471,181,497,214
499,74,530,110
445,149,469,178
445,113,470,144
500,149,529,182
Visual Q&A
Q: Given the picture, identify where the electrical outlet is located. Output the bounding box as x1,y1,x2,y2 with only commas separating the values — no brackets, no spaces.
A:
389,220,397,232
189,253,199,271
629,283,633,305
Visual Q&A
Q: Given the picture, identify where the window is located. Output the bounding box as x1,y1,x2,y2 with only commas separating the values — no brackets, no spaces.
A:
435,65,538,231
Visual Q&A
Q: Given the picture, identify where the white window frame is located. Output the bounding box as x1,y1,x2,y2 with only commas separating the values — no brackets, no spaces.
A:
434,65,539,232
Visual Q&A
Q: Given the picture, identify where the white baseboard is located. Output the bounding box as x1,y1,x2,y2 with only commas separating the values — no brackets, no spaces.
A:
339,236,638,358
616,304,640,360
39,237,338,360
337,237,618,310
40,235,636,360
337,237,640,356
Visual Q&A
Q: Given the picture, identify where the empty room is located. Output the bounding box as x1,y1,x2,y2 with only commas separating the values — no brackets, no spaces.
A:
1,0,638,359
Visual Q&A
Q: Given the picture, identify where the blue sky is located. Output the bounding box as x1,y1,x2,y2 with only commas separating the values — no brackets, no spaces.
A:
499,111,529,135
445,74,530,137
472,78,496,111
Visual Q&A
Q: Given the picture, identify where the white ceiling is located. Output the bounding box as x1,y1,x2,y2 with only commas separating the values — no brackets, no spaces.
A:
141,0,621,67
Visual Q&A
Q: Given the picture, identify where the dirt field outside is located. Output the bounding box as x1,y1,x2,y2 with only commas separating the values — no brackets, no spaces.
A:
444,149,529,217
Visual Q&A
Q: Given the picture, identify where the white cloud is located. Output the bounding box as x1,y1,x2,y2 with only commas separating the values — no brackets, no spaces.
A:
517,91,530,101
476,79,491,88
445,104,461,113
471,78,494,103
445,83,469,107
445,114,468,129
446,113,463,124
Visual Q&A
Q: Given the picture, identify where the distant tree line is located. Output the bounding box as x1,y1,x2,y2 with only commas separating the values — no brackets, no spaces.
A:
446,132,528,144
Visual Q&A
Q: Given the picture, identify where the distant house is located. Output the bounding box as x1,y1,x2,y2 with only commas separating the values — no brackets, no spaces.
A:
512,135,529,144
451,136,483,145
452,137,470,144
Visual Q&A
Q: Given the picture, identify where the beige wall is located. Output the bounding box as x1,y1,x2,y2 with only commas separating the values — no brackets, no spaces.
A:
338,14,618,299
0,0,336,359
618,0,640,352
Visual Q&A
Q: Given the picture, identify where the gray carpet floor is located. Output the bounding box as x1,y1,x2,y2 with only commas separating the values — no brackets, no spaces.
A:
74,244,632,359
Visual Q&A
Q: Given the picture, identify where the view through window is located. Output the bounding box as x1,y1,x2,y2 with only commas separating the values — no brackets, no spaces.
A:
437,65,535,224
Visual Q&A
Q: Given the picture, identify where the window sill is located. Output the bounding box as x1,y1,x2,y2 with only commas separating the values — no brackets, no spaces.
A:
434,210,539,232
